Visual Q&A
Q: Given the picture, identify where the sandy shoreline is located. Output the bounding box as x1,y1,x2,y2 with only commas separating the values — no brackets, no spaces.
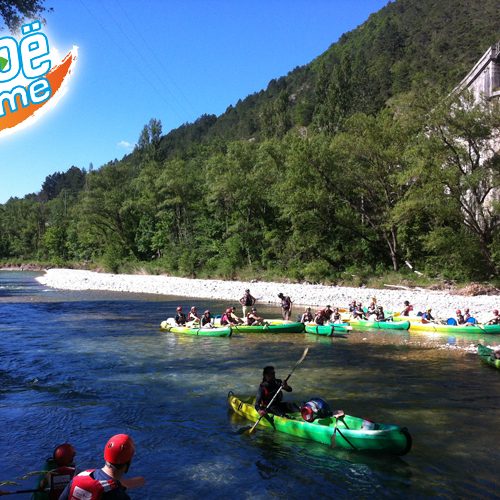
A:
34,268,499,322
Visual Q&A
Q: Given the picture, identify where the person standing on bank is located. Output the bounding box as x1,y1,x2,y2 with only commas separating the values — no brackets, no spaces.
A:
239,289,256,317
277,293,293,321
59,434,144,500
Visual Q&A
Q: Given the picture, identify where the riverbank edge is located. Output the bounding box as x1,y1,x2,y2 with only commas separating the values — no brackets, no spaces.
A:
32,268,499,322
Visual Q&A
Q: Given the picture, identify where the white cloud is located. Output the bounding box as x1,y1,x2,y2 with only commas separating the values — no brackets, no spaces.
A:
117,140,134,150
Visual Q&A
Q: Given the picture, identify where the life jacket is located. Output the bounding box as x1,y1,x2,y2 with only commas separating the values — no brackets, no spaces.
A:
301,312,313,323
175,313,186,325
47,466,76,500
281,297,291,309
67,470,118,500
242,294,253,306
246,312,256,325
220,314,229,325
260,380,283,407
314,314,325,325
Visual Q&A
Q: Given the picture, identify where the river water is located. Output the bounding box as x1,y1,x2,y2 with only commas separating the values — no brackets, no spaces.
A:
0,271,499,499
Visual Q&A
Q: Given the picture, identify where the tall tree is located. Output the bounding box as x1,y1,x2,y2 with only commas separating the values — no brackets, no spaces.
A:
413,91,500,274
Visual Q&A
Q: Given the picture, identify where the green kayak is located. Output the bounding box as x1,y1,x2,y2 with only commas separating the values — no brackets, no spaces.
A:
304,323,351,336
409,322,500,334
231,322,305,333
477,344,500,369
228,393,412,455
160,321,232,337
348,319,410,331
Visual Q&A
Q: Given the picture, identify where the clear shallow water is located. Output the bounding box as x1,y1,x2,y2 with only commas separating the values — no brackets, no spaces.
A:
0,271,499,499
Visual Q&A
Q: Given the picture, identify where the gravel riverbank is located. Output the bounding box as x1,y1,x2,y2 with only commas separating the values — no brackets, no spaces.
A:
35,269,499,323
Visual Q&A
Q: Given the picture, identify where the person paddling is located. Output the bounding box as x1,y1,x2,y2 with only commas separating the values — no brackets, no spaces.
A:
59,434,143,500
255,366,296,417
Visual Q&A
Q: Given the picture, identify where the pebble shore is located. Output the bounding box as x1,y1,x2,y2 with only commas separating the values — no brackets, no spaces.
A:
36,269,499,323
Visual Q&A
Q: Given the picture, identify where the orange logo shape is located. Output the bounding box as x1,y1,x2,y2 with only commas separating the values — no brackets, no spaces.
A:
0,46,78,138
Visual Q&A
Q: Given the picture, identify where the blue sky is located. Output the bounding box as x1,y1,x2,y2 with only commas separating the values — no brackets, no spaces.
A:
0,0,389,203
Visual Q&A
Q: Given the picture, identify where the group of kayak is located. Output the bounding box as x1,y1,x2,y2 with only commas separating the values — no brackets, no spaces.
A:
159,298,500,337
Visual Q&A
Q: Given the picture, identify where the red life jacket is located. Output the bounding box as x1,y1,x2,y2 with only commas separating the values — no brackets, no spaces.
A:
67,470,117,500
47,466,76,500
260,380,283,406
45,466,75,500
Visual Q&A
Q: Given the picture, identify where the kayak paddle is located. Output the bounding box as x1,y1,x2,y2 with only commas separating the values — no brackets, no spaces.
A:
244,347,309,435
0,489,41,496
331,412,357,450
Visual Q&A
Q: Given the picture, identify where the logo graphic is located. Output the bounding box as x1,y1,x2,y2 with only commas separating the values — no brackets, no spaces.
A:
0,20,77,138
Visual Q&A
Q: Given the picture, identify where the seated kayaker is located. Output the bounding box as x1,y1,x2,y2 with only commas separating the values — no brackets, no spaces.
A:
330,307,342,323
352,303,366,320
463,308,474,324
188,306,201,324
38,443,77,500
374,306,386,322
491,348,500,360
255,366,294,417
220,308,232,326
348,300,357,313
201,310,213,327
324,305,334,321
456,309,465,325
175,306,187,326
229,306,244,324
314,310,326,325
367,297,377,317
300,307,314,323
246,307,265,325
221,307,242,326
421,308,435,323
486,309,500,325
401,300,413,316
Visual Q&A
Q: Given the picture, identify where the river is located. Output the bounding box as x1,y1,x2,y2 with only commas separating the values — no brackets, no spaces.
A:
0,271,499,498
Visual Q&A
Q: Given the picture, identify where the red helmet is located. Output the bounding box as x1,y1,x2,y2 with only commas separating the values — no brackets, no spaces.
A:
104,434,135,465
53,443,76,466
494,310,499,315
456,309,461,314
176,306,182,311
226,308,232,313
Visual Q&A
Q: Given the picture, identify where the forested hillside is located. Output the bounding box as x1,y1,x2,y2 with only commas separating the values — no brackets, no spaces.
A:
1,0,499,284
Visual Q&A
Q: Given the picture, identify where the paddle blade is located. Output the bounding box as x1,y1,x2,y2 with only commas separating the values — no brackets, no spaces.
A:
298,347,309,364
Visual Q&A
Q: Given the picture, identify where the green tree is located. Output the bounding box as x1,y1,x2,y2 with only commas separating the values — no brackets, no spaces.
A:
412,92,500,274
